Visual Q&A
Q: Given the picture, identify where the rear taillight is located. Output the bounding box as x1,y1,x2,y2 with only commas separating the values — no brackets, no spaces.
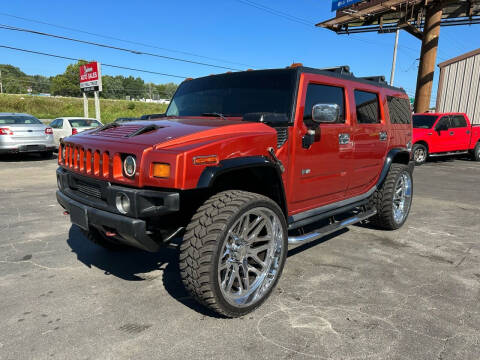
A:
72,128,78,135
0,128,13,135
45,127,53,135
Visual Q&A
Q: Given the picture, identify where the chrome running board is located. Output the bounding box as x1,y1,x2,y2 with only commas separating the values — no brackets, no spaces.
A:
287,209,377,246
429,151,468,157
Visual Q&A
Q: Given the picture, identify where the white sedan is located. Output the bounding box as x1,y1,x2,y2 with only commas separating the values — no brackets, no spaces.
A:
50,117,103,146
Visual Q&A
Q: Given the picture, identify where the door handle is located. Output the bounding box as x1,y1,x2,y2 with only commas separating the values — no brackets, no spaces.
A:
379,131,388,141
339,133,350,145
449,131,455,136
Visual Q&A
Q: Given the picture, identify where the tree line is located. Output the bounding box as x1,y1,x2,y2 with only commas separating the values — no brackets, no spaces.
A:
0,61,178,100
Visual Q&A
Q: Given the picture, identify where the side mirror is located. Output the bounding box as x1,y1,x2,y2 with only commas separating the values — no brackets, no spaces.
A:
312,103,340,124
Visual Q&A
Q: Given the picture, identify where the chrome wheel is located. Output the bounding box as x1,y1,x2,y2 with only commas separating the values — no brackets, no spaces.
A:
218,207,284,308
392,172,412,224
414,147,426,163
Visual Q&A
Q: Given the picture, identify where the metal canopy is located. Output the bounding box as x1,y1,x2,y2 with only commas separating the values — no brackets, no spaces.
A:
317,0,480,37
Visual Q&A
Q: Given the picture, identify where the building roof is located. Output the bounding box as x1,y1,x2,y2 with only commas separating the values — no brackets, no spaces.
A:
438,48,480,68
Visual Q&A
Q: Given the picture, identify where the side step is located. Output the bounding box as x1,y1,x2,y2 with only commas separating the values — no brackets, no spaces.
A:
429,151,469,157
287,208,377,246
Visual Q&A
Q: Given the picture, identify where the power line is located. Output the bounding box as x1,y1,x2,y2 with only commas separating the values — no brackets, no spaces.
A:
0,11,256,68
0,24,243,71
232,0,448,61
0,44,188,79
233,0,313,26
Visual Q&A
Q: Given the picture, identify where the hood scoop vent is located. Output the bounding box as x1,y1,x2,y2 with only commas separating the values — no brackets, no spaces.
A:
126,124,163,137
91,123,164,138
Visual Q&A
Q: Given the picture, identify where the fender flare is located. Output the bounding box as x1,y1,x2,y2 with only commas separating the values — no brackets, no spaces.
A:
377,148,413,187
197,156,288,214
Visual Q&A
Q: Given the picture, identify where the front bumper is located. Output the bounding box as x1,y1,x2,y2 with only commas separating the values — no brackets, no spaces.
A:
0,143,56,154
56,167,180,252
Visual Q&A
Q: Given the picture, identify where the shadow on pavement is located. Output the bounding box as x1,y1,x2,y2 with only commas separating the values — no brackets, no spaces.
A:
0,152,55,162
66,225,221,317
287,228,348,258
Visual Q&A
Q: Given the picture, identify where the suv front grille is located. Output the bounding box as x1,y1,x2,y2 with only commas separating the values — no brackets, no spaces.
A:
75,180,102,199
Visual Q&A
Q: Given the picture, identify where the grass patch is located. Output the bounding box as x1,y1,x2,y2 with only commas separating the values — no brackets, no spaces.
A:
0,94,168,123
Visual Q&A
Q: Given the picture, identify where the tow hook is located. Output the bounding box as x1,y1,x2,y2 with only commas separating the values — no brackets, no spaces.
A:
268,147,285,173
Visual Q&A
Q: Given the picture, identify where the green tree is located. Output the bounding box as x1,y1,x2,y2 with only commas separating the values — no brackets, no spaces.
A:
122,76,145,99
101,75,125,99
50,60,90,97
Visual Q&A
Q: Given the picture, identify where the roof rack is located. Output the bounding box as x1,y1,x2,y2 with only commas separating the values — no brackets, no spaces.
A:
360,76,387,84
318,66,351,75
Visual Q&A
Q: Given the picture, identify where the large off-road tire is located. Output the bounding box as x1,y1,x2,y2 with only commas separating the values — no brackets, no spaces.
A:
179,190,287,318
369,163,413,230
412,143,428,166
471,142,480,161
80,227,126,250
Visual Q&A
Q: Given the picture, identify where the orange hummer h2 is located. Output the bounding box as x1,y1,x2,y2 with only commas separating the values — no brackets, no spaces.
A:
56,65,414,317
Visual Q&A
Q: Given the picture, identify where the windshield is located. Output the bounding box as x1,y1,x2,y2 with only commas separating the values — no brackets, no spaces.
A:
413,115,438,129
0,115,42,125
166,70,296,123
68,119,102,128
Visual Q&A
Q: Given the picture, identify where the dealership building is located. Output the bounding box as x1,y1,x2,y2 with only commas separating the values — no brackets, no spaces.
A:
436,48,480,124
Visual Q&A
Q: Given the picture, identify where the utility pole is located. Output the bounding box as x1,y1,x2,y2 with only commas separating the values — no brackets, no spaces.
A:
414,1,443,113
390,29,400,86
0,70,3,93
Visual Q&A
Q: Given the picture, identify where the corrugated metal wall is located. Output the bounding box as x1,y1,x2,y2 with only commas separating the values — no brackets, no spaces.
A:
437,51,480,124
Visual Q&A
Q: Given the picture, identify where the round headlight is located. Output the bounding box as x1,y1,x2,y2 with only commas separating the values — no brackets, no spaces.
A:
115,192,131,214
123,156,136,178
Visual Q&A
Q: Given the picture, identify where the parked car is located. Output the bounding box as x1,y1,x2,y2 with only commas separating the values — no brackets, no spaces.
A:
56,65,413,317
412,112,480,165
0,112,55,157
50,117,103,146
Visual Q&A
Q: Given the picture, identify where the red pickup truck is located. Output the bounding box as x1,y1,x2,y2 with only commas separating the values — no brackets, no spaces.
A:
56,65,413,317
412,112,480,165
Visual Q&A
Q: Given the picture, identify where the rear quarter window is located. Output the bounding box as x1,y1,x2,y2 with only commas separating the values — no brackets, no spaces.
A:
354,90,380,124
387,96,411,124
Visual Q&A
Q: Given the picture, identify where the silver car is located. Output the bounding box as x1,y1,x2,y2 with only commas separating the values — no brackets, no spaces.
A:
0,113,56,156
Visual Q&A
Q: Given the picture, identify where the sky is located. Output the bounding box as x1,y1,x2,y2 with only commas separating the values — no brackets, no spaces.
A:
0,0,478,105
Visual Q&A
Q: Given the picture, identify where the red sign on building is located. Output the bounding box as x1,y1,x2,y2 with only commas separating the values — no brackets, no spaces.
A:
79,62,102,92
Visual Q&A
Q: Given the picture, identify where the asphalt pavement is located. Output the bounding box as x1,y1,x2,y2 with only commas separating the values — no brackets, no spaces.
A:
0,153,479,360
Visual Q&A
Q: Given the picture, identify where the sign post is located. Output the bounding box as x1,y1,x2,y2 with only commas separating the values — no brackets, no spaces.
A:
82,92,89,118
79,62,102,121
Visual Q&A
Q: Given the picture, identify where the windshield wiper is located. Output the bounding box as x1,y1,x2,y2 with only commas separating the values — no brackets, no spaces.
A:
201,112,227,121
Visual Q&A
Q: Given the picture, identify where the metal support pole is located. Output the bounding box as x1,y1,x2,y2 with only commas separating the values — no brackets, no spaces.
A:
414,2,443,113
390,28,400,86
0,70,3,93
94,91,101,121
83,92,89,118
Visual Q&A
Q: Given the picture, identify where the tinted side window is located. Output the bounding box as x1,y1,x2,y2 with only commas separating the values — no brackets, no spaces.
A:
354,90,380,124
387,96,411,124
451,115,467,128
58,119,64,128
436,116,452,130
303,83,345,124
50,119,58,128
